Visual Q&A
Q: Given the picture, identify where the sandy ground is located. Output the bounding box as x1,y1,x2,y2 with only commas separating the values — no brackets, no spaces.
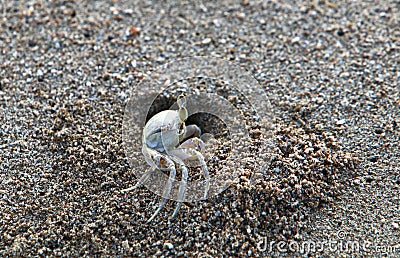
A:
1,0,399,257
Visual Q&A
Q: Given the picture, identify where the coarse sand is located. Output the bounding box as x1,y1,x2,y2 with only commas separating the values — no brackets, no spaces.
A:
0,0,399,257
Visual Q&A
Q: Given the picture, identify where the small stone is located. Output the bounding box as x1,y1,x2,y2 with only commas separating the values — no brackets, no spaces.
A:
122,240,129,249
291,36,301,43
37,69,44,81
241,0,249,6
325,1,336,8
53,38,60,49
123,9,134,14
164,242,174,250
236,12,245,19
336,119,346,125
202,38,212,44
212,19,221,27
127,26,140,36
37,69,44,77
246,227,251,234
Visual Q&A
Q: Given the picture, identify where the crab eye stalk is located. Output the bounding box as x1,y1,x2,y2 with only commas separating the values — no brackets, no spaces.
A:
177,94,188,123
177,94,187,109
178,108,188,123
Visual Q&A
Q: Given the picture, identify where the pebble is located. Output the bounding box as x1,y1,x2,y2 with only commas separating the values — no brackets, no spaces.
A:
291,36,301,44
336,119,346,125
37,69,44,77
202,38,212,44
164,242,174,250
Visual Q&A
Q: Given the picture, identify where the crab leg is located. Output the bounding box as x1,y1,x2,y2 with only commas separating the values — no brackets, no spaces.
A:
147,157,177,223
147,198,167,223
191,149,210,200
178,137,205,152
170,146,210,200
182,124,201,139
170,161,188,220
122,146,165,192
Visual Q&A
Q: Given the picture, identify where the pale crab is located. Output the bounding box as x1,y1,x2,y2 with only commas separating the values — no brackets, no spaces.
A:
122,95,210,222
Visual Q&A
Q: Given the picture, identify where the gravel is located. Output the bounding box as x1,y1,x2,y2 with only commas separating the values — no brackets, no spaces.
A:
1,0,399,257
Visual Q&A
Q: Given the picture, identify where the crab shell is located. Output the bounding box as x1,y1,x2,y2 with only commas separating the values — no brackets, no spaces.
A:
143,110,185,153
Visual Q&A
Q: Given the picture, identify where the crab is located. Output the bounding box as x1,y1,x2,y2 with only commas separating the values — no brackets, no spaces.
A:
122,94,210,223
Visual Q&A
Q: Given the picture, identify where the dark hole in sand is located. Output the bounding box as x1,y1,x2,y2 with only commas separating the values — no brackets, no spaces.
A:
186,112,229,139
